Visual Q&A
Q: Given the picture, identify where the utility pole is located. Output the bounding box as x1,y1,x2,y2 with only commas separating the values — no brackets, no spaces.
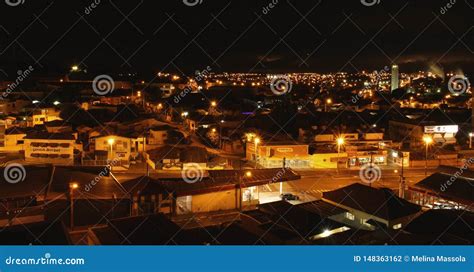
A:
144,128,149,176
69,182,78,230
399,151,405,198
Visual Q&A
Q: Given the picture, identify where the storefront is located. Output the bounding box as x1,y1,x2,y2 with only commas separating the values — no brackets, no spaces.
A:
346,150,387,167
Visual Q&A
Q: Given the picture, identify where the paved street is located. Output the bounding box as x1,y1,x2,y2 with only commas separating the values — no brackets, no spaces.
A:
281,167,436,201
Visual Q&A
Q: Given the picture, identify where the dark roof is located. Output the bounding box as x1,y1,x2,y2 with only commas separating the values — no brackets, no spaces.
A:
122,169,301,196
437,165,474,179
48,166,129,199
150,125,174,131
297,200,348,217
390,108,468,126
405,209,474,244
411,172,474,205
352,229,470,245
323,183,421,221
256,200,347,239
44,120,70,127
198,220,283,245
24,132,75,140
0,220,70,245
147,146,182,161
89,213,183,245
180,146,207,163
0,164,53,199
5,126,34,135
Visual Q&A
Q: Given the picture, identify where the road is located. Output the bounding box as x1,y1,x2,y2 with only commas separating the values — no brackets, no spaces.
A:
279,167,436,202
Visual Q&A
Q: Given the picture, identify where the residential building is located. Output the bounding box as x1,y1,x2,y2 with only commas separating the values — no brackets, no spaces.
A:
28,107,62,127
24,132,79,165
322,183,422,230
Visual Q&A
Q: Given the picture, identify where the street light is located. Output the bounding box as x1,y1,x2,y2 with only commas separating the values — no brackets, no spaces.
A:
69,182,79,230
325,98,332,112
254,137,261,169
108,138,115,160
210,101,217,107
469,133,473,149
392,150,406,198
423,135,433,176
336,137,344,174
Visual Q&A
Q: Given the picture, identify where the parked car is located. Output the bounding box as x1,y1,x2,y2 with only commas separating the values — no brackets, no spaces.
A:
280,193,299,201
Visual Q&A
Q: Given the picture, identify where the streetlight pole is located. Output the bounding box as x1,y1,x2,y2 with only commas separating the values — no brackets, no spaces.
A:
394,151,405,198
144,128,149,176
336,137,344,174
254,138,260,169
108,138,115,162
423,135,432,177
469,133,473,149
69,182,78,230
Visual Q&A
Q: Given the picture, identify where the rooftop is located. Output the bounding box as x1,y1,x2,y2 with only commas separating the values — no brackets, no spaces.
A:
323,183,421,221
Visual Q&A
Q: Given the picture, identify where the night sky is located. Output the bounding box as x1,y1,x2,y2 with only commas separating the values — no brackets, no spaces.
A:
0,0,472,76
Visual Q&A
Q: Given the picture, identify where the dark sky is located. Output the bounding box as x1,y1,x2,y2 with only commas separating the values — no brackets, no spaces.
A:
0,0,472,76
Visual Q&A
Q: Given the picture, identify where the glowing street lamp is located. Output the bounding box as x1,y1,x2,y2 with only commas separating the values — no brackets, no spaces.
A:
336,137,344,173
210,101,217,107
325,98,332,112
108,138,115,160
469,133,473,149
423,135,433,176
71,65,79,72
254,137,261,169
